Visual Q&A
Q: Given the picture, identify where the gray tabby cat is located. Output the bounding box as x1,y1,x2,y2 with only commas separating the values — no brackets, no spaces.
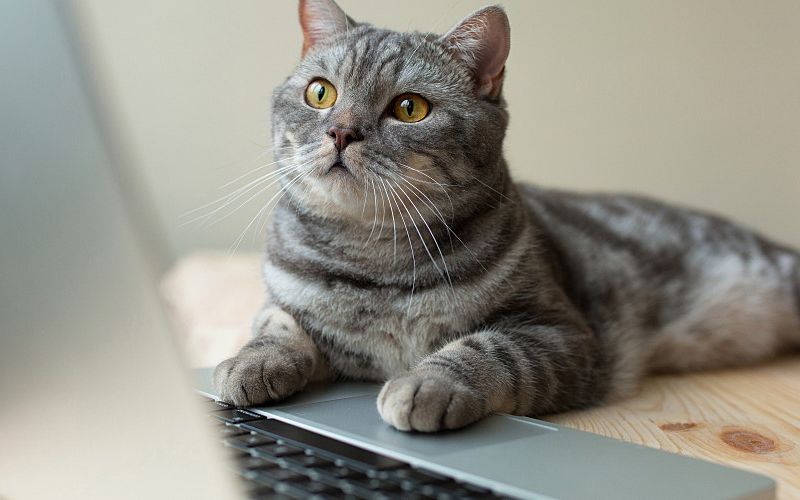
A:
214,0,800,432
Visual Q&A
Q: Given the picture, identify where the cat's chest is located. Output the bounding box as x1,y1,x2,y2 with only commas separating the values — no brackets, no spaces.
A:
335,308,447,377
308,288,458,377
264,261,467,378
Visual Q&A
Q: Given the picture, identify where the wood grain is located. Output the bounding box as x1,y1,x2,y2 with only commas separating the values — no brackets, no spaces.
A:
545,359,800,498
163,252,800,498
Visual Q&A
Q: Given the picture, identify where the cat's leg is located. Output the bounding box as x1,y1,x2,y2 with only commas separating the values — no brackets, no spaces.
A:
214,306,329,406
377,320,603,432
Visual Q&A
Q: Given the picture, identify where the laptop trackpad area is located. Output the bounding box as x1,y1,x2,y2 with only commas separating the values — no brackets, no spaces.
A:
227,381,774,500
264,393,555,459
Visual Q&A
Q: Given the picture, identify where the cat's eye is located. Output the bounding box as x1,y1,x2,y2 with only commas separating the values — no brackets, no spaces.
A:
305,79,337,109
391,93,430,123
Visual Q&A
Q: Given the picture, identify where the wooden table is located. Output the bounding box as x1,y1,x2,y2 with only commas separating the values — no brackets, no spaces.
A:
163,252,800,498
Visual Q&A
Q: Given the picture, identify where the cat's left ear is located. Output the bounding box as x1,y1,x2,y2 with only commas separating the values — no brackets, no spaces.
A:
299,0,356,57
439,6,510,98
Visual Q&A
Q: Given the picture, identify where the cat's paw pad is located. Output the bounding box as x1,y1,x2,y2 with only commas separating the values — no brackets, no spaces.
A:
213,349,312,406
377,372,487,432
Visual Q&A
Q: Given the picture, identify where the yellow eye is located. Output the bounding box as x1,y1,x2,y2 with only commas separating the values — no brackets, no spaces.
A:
305,79,337,109
391,93,430,123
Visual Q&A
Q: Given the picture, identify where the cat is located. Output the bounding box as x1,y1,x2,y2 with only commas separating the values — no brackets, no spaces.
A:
214,0,800,432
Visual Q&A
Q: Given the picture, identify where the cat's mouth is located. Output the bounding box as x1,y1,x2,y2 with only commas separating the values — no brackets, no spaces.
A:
325,161,352,176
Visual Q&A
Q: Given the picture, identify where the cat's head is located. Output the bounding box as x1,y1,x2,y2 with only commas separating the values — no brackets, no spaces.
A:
272,0,511,223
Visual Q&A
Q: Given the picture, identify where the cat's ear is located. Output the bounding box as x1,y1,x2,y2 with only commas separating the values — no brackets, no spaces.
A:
299,0,356,57
439,6,510,98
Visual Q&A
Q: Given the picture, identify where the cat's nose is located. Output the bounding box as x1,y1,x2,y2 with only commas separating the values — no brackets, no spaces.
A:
327,126,364,152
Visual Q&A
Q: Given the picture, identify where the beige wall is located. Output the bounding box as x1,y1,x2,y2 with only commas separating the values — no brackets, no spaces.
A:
74,0,800,259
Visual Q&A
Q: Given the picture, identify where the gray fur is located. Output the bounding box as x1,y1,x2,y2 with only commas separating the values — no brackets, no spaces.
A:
215,0,800,431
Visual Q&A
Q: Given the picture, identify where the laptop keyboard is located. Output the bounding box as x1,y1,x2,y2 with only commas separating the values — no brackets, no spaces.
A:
202,396,512,499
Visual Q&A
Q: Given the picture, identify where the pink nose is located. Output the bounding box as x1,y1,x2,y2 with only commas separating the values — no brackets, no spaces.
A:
327,126,363,151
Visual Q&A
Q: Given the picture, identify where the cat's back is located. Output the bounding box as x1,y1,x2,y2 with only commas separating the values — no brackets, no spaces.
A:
516,181,795,276
518,184,797,328
517,182,800,372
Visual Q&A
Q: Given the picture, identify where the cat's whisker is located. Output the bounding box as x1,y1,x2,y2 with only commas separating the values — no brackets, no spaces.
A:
219,146,304,190
361,176,370,217
218,160,300,196
397,176,455,255
255,142,298,157
221,142,297,180
396,162,457,217
404,0,461,51
398,176,488,273
378,177,398,264
386,183,416,311
182,166,294,228
376,175,387,241
180,160,299,220
228,168,313,255
364,178,380,247
397,162,459,187
470,176,514,204
391,180,452,290
398,172,456,222
406,32,434,65
262,168,315,238
258,168,315,239
397,177,452,241
182,144,308,219
201,172,290,229
187,157,316,228
389,181,447,300
255,169,306,239
396,176,454,248
398,174,459,187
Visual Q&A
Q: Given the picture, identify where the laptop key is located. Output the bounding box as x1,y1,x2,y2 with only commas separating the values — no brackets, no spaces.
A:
219,425,250,438
221,416,496,498
213,408,266,424
227,449,252,461
317,464,364,480
205,399,233,411
299,481,340,495
273,478,342,499
243,419,404,470
387,467,450,490
247,487,295,500
344,476,404,492
253,443,306,458
244,466,305,485
239,456,281,471
267,468,308,483
225,433,279,450
281,453,335,469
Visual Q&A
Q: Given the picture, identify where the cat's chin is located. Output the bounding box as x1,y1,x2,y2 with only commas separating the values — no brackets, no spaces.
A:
325,161,351,176
298,168,373,221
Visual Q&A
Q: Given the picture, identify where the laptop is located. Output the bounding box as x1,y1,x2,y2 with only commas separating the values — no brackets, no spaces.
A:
0,1,776,499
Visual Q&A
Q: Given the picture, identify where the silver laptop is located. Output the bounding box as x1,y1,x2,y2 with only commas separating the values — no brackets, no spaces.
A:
0,1,776,499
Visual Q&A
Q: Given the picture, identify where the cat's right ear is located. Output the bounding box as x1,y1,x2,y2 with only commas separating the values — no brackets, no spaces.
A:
299,0,355,57
440,6,510,98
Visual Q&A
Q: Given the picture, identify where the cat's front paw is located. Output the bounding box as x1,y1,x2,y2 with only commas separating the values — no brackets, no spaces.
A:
213,348,312,406
377,372,488,432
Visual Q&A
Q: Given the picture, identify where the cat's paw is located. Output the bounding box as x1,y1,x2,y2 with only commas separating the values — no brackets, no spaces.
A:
377,372,488,432
213,347,312,406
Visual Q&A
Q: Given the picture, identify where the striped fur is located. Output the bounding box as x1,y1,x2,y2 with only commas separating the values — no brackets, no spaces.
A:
214,1,800,431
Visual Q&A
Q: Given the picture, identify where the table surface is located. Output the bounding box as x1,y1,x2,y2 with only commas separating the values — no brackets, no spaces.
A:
163,252,800,498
